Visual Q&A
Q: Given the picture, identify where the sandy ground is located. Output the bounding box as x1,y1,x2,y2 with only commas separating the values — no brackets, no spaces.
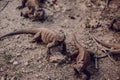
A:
0,0,120,80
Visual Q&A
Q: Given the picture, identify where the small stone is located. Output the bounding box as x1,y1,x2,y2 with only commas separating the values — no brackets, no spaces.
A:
100,5,105,9
0,67,4,71
13,61,19,65
11,76,17,80
35,74,39,77
24,61,29,66
54,5,61,11
87,3,92,7
15,35,20,39
9,58,15,63
116,76,120,80
16,53,21,57
50,55,65,63
1,76,5,80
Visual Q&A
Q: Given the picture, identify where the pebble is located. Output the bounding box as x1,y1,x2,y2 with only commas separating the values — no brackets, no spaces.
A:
50,55,65,63
9,58,15,63
0,67,4,71
87,3,92,7
13,61,19,65
11,76,17,80
35,74,39,77
24,61,29,66
116,76,120,80
15,35,20,39
16,53,21,57
1,76,5,80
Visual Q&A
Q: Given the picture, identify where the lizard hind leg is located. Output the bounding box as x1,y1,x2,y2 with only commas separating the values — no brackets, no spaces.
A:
30,32,41,43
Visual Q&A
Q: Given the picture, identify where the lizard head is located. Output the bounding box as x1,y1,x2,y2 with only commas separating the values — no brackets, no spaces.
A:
73,62,84,72
57,30,66,42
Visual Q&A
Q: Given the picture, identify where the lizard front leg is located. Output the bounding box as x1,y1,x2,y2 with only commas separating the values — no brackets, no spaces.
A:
46,40,56,60
30,32,41,43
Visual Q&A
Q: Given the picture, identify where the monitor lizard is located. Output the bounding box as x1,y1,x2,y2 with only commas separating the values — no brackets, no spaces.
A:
0,28,66,59
71,34,91,80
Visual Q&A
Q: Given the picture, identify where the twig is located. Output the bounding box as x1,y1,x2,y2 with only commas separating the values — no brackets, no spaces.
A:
101,49,116,64
95,54,99,69
88,32,116,64
0,1,9,12
86,30,99,69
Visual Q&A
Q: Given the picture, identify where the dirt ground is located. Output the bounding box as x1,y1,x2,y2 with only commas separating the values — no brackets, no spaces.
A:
0,0,120,80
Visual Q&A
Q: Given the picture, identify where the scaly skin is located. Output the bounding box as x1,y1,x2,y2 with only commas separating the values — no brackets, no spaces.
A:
0,28,66,58
71,34,91,80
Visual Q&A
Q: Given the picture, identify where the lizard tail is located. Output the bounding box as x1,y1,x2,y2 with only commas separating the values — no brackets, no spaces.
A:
92,35,120,49
0,28,38,40
72,33,83,49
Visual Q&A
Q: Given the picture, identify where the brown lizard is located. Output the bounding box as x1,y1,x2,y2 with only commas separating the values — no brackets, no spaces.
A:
71,34,91,80
0,28,66,59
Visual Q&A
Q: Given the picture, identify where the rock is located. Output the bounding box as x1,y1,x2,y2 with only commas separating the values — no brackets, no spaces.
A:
1,76,5,80
11,76,17,80
0,67,4,71
24,61,29,66
1,74,7,80
9,58,15,63
16,53,21,57
116,76,120,80
50,55,66,63
85,18,101,28
15,35,20,39
35,74,39,77
13,61,19,65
